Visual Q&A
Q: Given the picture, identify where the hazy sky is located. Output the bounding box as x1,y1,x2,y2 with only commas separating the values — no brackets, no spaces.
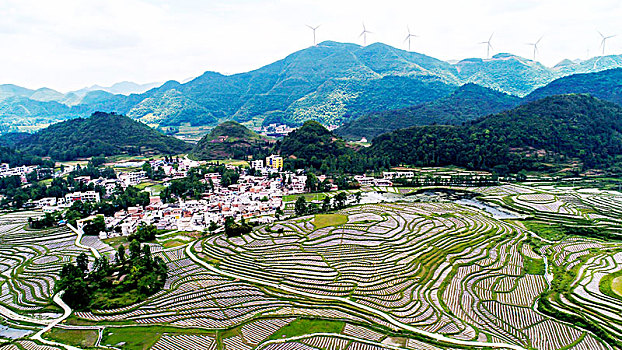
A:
2,0,621,92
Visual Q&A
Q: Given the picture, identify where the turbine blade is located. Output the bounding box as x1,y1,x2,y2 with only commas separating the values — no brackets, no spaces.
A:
536,36,543,45
598,30,604,38
489,32,494,41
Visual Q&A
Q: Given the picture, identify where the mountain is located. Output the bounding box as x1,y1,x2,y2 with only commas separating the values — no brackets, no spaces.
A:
336,83,522,140
191,121,272,160
525,68,622,106
367,94,622,172
4,43,622,130
9,112,191,161
553,55,622,76
124,42,460,127
453,54,555,96
70,81,162,97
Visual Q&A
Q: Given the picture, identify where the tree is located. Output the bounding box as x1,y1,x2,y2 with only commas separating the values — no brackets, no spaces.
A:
354,192,362,204
129,239,142,261
76,253,89,275
208,221,219,233
305,173,318,192
295,196,307,216
334,192,347,209
116,245,126,264
83,215,106,236
322,196,332,212
129,223,157,242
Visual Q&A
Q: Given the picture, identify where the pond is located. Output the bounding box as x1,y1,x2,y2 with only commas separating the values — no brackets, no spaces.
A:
357,189,521,219
0,324,33,339
455,198,521,219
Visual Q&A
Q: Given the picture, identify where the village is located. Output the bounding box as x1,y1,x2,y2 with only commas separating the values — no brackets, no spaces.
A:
6,153,400,241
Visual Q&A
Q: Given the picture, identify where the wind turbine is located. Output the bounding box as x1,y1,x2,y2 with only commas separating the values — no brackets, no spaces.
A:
598,31,616,56
360,22,372,46
404,26,418,51
480,33,494,59
307,24,320,46
527,36,543,61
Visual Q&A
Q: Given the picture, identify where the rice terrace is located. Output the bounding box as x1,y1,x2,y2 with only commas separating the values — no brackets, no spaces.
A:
1,181,621,350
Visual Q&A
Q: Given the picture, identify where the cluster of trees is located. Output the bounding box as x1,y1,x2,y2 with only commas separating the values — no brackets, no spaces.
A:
294,192,360,216
57,241,168,310
303,173,360,192
191,121,273,161
142,162,166,180
223,216,252,237
0,145,55,168
28,212,62,229
128,223,159,242
12,112,191,161
82,215,106,236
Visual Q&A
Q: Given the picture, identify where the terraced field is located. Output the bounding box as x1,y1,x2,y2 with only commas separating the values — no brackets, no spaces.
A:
1,183,621,350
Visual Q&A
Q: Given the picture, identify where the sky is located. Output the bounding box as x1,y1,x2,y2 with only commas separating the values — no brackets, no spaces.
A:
1,0,622,92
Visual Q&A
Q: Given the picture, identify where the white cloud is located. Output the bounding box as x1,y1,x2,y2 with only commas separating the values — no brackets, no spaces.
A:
1,0,621,91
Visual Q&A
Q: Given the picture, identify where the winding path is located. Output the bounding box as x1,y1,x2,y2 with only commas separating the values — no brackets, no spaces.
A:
185,243,526,350
31,292,82,350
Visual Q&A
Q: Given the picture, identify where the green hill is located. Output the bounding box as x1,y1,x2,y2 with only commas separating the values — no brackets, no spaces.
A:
11,112,191,160
367,94,622,172
192,121,272,160
279,121,354,168
525,68,622,106
337,83,521,140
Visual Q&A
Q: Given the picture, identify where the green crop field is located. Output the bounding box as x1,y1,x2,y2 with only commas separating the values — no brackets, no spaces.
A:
2,182,622,350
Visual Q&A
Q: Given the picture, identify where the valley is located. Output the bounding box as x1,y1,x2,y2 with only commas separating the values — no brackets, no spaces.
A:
1,179,621,349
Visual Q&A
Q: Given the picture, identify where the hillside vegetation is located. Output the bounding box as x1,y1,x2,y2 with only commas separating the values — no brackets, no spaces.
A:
525,68,622,106
191,121,272,160
337,83,521,140
9,112,191,160
367,94,622,172
6,43,622,130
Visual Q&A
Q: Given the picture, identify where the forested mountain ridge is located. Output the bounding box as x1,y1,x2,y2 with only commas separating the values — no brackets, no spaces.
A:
366,94,622,172
336,83,522,140
4,43,622,131
6,112,191,161
525,68,622,106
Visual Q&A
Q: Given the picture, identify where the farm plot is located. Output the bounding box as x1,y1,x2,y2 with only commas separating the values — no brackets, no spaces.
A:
197,202,608,350
0,212,90,312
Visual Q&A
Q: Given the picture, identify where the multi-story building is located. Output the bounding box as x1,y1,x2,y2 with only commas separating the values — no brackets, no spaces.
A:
250,160,264,170
265,155,283,171
65,191,101,203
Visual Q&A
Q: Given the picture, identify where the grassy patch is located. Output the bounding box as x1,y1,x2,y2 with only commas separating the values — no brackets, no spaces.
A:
523,220,568,241
600,269,622,300
162,240,188,248
102,326,213,350
523,256,545,275
283,193,327,202
267,318,344,340
44,328,99,347
313,214,347,229
103,236,128,250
